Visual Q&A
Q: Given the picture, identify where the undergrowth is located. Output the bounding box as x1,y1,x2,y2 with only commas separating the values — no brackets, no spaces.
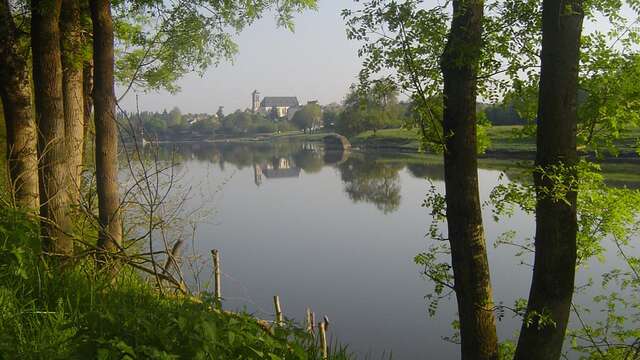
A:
0,207,352,359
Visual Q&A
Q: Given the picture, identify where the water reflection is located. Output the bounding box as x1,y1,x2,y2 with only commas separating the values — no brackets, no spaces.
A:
339,155,402,214
157,141,413,213
152,140,640,215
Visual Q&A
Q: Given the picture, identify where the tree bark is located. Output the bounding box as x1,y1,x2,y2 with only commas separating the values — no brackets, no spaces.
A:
32,0,73,255
91,0,122,252
0,0,39,211
440,1,498,359
61,0,85,203
83,60,94,168
514,1,583,359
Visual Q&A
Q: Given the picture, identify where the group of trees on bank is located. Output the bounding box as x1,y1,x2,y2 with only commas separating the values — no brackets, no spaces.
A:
128,104,328,139
333,80,407,136
1,0,123,254
292,103,322,132
330,81,531,138
0,0,316,259
347,0,640,359
119,107,219,139
219,110,301,135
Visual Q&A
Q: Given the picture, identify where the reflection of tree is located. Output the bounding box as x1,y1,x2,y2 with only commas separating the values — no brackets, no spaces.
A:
292,150,324,173
339,155,402,214
406,163,444,181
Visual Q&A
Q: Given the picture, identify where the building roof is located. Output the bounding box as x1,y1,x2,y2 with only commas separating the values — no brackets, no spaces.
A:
263,167,301,178
260,97,299,108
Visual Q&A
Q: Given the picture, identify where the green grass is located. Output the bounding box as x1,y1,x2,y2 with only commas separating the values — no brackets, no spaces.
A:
485,125,536,152
0,207,353,360
348,125,639,156
350,129,421,150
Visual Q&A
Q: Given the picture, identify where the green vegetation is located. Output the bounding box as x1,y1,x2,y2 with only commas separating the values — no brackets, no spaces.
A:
0,207,350,359
292,103,322,132
349,125,639,156
334,81,406,137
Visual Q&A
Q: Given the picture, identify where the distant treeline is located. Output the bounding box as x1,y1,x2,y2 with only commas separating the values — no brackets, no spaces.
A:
118,106,304,140
481,102,528,126
116,98,526,142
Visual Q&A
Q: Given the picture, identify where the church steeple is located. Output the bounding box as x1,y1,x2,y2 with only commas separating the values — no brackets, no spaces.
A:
251,90,260,113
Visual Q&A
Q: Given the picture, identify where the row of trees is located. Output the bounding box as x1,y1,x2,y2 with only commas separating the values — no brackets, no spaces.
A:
0,0,316,258
347,0,640,359
0,0,121,254
122,108,219,139
125,103,326,139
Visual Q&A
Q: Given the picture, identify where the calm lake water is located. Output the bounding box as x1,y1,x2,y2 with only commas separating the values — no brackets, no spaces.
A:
142,140,639,359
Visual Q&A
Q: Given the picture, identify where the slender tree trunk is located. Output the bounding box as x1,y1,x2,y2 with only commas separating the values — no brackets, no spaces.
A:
32,0,73,255
91,0,122,252
61,0,85,203
514,1,583,359
0,0,39,211
83,60,94,168
440,1,498,359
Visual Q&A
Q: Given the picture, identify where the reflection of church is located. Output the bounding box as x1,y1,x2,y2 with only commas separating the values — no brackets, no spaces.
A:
253,157,301,186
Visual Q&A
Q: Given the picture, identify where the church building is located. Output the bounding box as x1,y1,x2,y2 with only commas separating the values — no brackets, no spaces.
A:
251,90,299,119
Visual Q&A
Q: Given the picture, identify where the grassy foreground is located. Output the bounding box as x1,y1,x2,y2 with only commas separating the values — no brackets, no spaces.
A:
0,207,350,360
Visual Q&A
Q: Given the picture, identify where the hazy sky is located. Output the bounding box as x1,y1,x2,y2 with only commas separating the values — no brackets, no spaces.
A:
118,0,362,114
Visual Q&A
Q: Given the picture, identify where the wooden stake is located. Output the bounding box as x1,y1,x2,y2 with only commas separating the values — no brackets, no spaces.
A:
211,249,221,301
306,308,314,335
273,295,283,327
319,320,328,360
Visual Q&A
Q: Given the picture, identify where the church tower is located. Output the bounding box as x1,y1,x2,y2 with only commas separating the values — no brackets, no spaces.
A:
251,90,260,113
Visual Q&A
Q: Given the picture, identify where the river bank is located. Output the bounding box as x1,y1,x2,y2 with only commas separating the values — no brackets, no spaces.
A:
191,126,639,162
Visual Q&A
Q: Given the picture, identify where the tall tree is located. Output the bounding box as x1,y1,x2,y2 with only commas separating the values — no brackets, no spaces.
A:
514,0,584,359
32,0,73,255
440,1,498,359
91,0,122,252
0,0,39,211
61,0,85,202
346,2,498,355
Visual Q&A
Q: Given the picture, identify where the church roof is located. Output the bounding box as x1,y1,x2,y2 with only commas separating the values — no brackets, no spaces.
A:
263,167,301,178
260,97,299,108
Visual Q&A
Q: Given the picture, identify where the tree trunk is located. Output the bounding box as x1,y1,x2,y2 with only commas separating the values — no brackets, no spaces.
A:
0,0,39,211
32,0,73,255
514,1,583,359
61,0,85,203
440,1,498,359
91,0,122,252
83,60,94,168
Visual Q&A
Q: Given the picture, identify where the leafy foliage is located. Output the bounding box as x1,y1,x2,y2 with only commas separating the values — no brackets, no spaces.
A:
335,82,404,137
292,103,322,132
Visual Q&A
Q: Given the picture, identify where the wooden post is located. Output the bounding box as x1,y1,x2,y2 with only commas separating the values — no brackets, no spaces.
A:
211,249,221,301
306,308,314,335
323,316,330,332
273,295,283,327
319,319,328,360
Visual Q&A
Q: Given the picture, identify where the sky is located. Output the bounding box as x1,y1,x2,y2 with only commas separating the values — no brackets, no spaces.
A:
118,0,362,114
